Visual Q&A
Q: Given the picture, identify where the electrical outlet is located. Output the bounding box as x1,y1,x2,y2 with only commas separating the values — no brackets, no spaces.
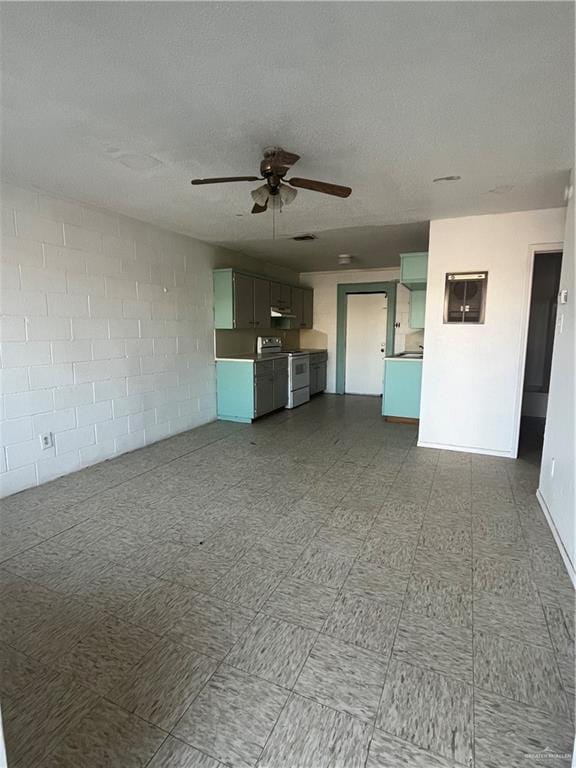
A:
40,432,54,450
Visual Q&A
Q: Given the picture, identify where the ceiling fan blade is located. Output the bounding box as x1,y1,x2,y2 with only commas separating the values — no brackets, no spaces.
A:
287,177,352,198
274,150,300,167
191,176,260,185
251,201,268,214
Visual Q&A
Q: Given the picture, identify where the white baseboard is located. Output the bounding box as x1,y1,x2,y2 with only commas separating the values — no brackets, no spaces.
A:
536,489,576,588
417,440,515,458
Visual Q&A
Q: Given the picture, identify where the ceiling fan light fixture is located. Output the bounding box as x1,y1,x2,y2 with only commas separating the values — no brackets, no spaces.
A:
268,193,283,210
251,185,269,206
279,184,297,206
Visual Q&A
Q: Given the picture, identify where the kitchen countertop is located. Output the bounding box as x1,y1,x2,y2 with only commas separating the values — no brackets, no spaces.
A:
215,353,288,362
215,348,327,363
385,353,423,361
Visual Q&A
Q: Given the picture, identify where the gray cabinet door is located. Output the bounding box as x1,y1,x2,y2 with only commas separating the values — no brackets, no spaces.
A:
302,289,313,329
255,374,275,416
253,278,271,330
309,364,319,395
291,287,303,329
318,362,327,392
270,282,283,309
273,372,288,410
233,273,254,329
281,283,292,309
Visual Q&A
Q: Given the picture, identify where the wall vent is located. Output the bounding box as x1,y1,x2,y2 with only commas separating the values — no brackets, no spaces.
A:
292,234,317,241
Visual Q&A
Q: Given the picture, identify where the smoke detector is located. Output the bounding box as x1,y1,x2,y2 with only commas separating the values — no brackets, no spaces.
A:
338,254,353,265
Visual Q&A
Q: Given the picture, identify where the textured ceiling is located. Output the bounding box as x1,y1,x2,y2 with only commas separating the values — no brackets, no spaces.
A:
0,2,573,271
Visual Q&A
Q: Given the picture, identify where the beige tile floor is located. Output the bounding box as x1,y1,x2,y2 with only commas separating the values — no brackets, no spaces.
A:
0,395,574,767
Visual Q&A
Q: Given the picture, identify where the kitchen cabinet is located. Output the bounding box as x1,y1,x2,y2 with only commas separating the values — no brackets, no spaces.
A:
213,269,313,331
253,277,271,329
232,272,254,329
271,282,292,310
309,351,327,395
273,365,289,410
290,286,313,330
400,253,428,291
254,370,274,417
382,359,423,420
409,289,427,329
302,289,314,328
216,357,288,422
214,269,271,330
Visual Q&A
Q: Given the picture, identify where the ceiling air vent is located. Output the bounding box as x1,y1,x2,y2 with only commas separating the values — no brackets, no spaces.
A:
292,234,317,241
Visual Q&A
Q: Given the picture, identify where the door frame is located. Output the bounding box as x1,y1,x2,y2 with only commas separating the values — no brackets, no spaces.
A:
335,281,397,395
513,242,563,458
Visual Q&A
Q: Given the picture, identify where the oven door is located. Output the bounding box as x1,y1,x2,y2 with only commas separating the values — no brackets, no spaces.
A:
290,355,310,390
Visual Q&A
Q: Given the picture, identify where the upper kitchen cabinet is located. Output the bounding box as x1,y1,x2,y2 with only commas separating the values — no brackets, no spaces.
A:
290,286,313,329
253,277,271,328
302,288,313,328
400,252,428,290
270,281,292,311
409,290,426,329
214,268,313,331
213,269,271,329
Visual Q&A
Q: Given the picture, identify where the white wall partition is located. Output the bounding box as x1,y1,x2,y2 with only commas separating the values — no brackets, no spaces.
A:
418,208,566,458
538,178,575,577
0,182,297,497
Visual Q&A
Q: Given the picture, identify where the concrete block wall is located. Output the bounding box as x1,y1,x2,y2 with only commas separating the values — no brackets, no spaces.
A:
0,182,295,497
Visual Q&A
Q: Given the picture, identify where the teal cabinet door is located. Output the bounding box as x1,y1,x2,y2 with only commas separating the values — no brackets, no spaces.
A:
216,362,254,422
409,289,426,329
382,360,423,418
400,253,428,290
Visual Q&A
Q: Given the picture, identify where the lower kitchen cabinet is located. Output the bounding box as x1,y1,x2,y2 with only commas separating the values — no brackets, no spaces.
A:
382,359,423,419
216,358,288,422
309,352,327,396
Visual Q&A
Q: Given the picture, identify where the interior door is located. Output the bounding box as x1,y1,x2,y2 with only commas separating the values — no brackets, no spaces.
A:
345,293,388,395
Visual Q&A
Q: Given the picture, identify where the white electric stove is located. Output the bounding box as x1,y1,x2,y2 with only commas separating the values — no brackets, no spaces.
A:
256,337,310,409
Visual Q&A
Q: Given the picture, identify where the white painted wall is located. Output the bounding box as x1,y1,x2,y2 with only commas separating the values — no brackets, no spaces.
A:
539,179,574,575
299,267,404,392
419,208,566,457
0,182,297,497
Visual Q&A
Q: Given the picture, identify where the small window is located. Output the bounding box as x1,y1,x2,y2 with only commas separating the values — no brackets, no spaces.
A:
444,272,488,324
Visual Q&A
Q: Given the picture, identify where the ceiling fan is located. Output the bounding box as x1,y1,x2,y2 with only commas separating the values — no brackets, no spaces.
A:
191,147,352,214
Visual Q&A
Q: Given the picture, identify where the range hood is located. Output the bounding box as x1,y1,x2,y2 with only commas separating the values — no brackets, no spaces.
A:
271,306,296,318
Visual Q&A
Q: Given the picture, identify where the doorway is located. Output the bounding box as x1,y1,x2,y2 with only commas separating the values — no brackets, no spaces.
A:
335,281,397,395
345,293,388,394
519,250,563,463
